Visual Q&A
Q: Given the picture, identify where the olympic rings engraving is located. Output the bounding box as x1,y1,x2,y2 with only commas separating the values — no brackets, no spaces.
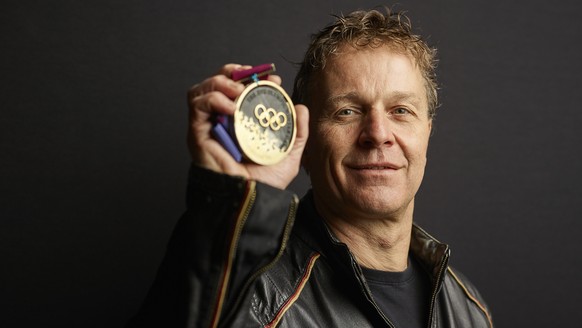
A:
254,104,287,131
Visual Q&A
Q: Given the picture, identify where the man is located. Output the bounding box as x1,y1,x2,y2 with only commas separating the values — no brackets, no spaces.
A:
128,9,492,328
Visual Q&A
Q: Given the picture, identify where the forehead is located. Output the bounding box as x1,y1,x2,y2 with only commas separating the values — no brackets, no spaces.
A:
324,44,418,80
312,45,427,107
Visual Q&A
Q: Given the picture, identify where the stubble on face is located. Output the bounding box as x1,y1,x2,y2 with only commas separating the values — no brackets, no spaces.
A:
304,44,432,224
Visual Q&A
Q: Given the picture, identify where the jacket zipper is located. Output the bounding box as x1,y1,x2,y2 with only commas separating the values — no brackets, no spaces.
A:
426,250,450,328
221,194,299,325
349,255,396,328
209,181,257,328
349,238,450,328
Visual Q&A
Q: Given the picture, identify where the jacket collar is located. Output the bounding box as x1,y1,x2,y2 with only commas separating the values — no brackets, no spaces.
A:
294,190,450,283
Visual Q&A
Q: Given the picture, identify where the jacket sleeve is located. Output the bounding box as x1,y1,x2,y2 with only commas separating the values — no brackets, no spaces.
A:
126,165,299,328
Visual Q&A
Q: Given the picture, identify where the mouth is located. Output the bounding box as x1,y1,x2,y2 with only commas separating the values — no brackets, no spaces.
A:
355,165,394,170
348,163,401,170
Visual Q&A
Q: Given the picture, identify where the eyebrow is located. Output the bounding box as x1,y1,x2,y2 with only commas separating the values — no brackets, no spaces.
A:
325,91,359,107
389,91,423,106
326,91,423,107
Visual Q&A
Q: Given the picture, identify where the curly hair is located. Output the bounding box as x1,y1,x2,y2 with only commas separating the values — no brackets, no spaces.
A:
292,9,439,119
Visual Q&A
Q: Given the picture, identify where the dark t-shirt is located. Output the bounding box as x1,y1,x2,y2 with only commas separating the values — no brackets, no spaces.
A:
361,256,431,328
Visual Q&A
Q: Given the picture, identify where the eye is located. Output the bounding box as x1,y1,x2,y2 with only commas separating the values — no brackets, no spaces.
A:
338,108,356,116
393,107,411,115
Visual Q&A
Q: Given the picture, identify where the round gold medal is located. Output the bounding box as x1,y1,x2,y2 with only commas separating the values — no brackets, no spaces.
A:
233,80,297,165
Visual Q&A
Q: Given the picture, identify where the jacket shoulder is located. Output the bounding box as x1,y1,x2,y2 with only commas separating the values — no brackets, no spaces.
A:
439,267,494,327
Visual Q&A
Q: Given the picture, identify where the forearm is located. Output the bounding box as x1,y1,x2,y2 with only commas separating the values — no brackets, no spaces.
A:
127,165,298,327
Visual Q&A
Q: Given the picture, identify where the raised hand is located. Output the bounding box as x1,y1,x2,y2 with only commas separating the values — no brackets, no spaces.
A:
187,64,309,189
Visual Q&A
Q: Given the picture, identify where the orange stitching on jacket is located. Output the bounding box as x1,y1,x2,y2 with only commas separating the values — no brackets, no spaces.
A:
265,253,321,328
448,267,494,328
209,180,256,328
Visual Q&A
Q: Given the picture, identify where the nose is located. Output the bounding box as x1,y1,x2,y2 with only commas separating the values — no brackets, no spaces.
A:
358,109,394,148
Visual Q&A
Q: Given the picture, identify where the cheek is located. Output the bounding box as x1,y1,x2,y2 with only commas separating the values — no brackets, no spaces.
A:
401,132,430,180
317,124,350,159
305,125,345,172
392,127,430,182
416,129,431,161
398,123,431,157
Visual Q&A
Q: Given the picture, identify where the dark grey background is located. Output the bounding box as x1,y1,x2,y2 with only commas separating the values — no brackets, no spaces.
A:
2,0,581,327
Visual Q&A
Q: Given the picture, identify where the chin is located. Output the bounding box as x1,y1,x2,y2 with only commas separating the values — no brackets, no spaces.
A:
345,190,409,219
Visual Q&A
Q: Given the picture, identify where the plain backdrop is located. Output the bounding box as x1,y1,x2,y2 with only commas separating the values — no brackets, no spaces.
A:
2,0,581,327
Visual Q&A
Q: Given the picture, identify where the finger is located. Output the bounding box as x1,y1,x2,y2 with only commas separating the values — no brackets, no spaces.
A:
290,104,309,156
190,91,237,119
267,74,282,85
188,74,245,100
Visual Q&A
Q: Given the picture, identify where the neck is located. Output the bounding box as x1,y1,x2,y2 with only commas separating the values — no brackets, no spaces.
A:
316,198,415,272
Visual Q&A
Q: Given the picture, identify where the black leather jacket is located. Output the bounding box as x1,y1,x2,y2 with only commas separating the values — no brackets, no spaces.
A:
128,166,493,328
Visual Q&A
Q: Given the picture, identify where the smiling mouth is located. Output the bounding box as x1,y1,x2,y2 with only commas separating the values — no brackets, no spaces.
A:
349,163,400,170
357,166,395,170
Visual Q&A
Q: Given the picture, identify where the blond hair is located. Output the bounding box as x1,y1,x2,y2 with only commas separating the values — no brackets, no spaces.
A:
292,9,439,118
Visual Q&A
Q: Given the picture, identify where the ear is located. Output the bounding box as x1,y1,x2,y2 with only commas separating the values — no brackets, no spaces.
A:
428,118,433,137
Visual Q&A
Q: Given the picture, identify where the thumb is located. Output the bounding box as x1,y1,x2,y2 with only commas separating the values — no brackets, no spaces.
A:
289,104,309,160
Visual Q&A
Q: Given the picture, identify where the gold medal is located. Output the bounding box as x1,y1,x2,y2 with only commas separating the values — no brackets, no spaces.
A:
233,80,296,165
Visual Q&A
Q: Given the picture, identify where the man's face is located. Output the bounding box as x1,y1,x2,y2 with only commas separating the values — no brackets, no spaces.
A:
304,45,432,221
